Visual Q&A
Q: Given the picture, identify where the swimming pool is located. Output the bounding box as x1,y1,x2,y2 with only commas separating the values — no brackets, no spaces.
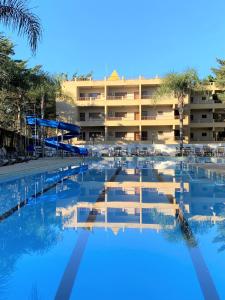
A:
0,158,225,299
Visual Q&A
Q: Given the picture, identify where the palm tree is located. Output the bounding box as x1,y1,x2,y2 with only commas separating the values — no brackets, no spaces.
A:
156,69,199,155
0,0,42,53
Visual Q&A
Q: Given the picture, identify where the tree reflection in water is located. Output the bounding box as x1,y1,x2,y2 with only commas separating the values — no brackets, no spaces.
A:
0,200,63,297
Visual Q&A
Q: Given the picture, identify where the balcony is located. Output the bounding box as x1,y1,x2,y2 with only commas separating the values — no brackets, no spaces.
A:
214,115,225,122
106,116,139,126
107,116,137,121
191,99,214,105
141,115,174,120
141,94,153,99
107,93,139,100
190,118,214,127
78,95,104,101
76,95,105,106
141,96,178,105
190,99,225,109
78,117,105,126
107,136,135,141
141,115,189,126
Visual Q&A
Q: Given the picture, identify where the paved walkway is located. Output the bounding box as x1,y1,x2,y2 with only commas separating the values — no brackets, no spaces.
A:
0,157,85,181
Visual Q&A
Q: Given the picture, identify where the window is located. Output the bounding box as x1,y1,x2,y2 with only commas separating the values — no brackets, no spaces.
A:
190,96,194,103
89,93,100,98
115,92,127,97
115,132,127,138
202,132,207,137
190,115,193,121
80,92,100,98
142,90,149,95
89,112,102,120
142,91,151,98
202,114,207,119
174,130,180,137
142,111,148,117
202,96,206,100
115,112,127,118
141,131,148,141
79,132,86,140
108,92,127,98
79,112,85,121
190,133,194,139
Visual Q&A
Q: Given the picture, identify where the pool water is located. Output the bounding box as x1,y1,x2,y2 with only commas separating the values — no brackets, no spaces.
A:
0,159,225,299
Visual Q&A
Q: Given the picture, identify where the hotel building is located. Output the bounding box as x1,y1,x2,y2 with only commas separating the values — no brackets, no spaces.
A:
57,71,225,144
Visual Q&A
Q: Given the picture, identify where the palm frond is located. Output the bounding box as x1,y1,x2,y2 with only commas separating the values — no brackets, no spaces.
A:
0,0,42,53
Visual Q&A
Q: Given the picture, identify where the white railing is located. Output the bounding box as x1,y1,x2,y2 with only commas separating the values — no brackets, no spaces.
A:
191,119,214,123
79,118,104,122
107,94,139,100
78,96,104,101
107,116,137,121
191,99,214,104
141,95,153,99
141,115,175,120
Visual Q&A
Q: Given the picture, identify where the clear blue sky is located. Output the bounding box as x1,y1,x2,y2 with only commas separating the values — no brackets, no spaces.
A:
3,0,225,79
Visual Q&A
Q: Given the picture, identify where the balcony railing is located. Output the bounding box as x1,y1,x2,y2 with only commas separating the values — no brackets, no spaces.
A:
107,94,139,100
107,136,134,141
78,96,104,101
214,117,225,122
79,118,104,122
191,99,214,104
141,94,153,99
107,116,136,121
191,118,225,123
216,137,225,141
191,119,213,123
141,115,176,120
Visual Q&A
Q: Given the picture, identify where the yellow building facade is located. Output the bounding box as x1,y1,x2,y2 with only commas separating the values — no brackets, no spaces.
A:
58,72,225,144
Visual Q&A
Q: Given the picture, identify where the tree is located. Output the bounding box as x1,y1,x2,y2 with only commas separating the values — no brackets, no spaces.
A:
0,35,60,153
72,71,93,81
212,59,225,88
0,0,42,53
156,69,199,154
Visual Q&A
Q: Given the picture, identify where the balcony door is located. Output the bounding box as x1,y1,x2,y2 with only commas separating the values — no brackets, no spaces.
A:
134,112,140,120
141,131,148,141
134,132,140,141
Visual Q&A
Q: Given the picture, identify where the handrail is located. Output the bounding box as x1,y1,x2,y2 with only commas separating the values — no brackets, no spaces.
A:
191,99,214,104
107,116,137,121
141,115,176,120
78,96,103,101
107,95,138,100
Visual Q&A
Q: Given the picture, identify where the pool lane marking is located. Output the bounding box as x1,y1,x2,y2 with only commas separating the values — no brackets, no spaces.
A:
153,168,220,300
55,167,122,300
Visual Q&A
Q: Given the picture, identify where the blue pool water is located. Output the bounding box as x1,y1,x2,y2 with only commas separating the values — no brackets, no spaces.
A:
0,158,225,299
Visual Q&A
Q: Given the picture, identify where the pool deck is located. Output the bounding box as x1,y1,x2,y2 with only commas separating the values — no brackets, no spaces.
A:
0,157,85,181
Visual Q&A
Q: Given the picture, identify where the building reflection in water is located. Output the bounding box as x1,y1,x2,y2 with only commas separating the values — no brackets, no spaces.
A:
56,164,225,236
